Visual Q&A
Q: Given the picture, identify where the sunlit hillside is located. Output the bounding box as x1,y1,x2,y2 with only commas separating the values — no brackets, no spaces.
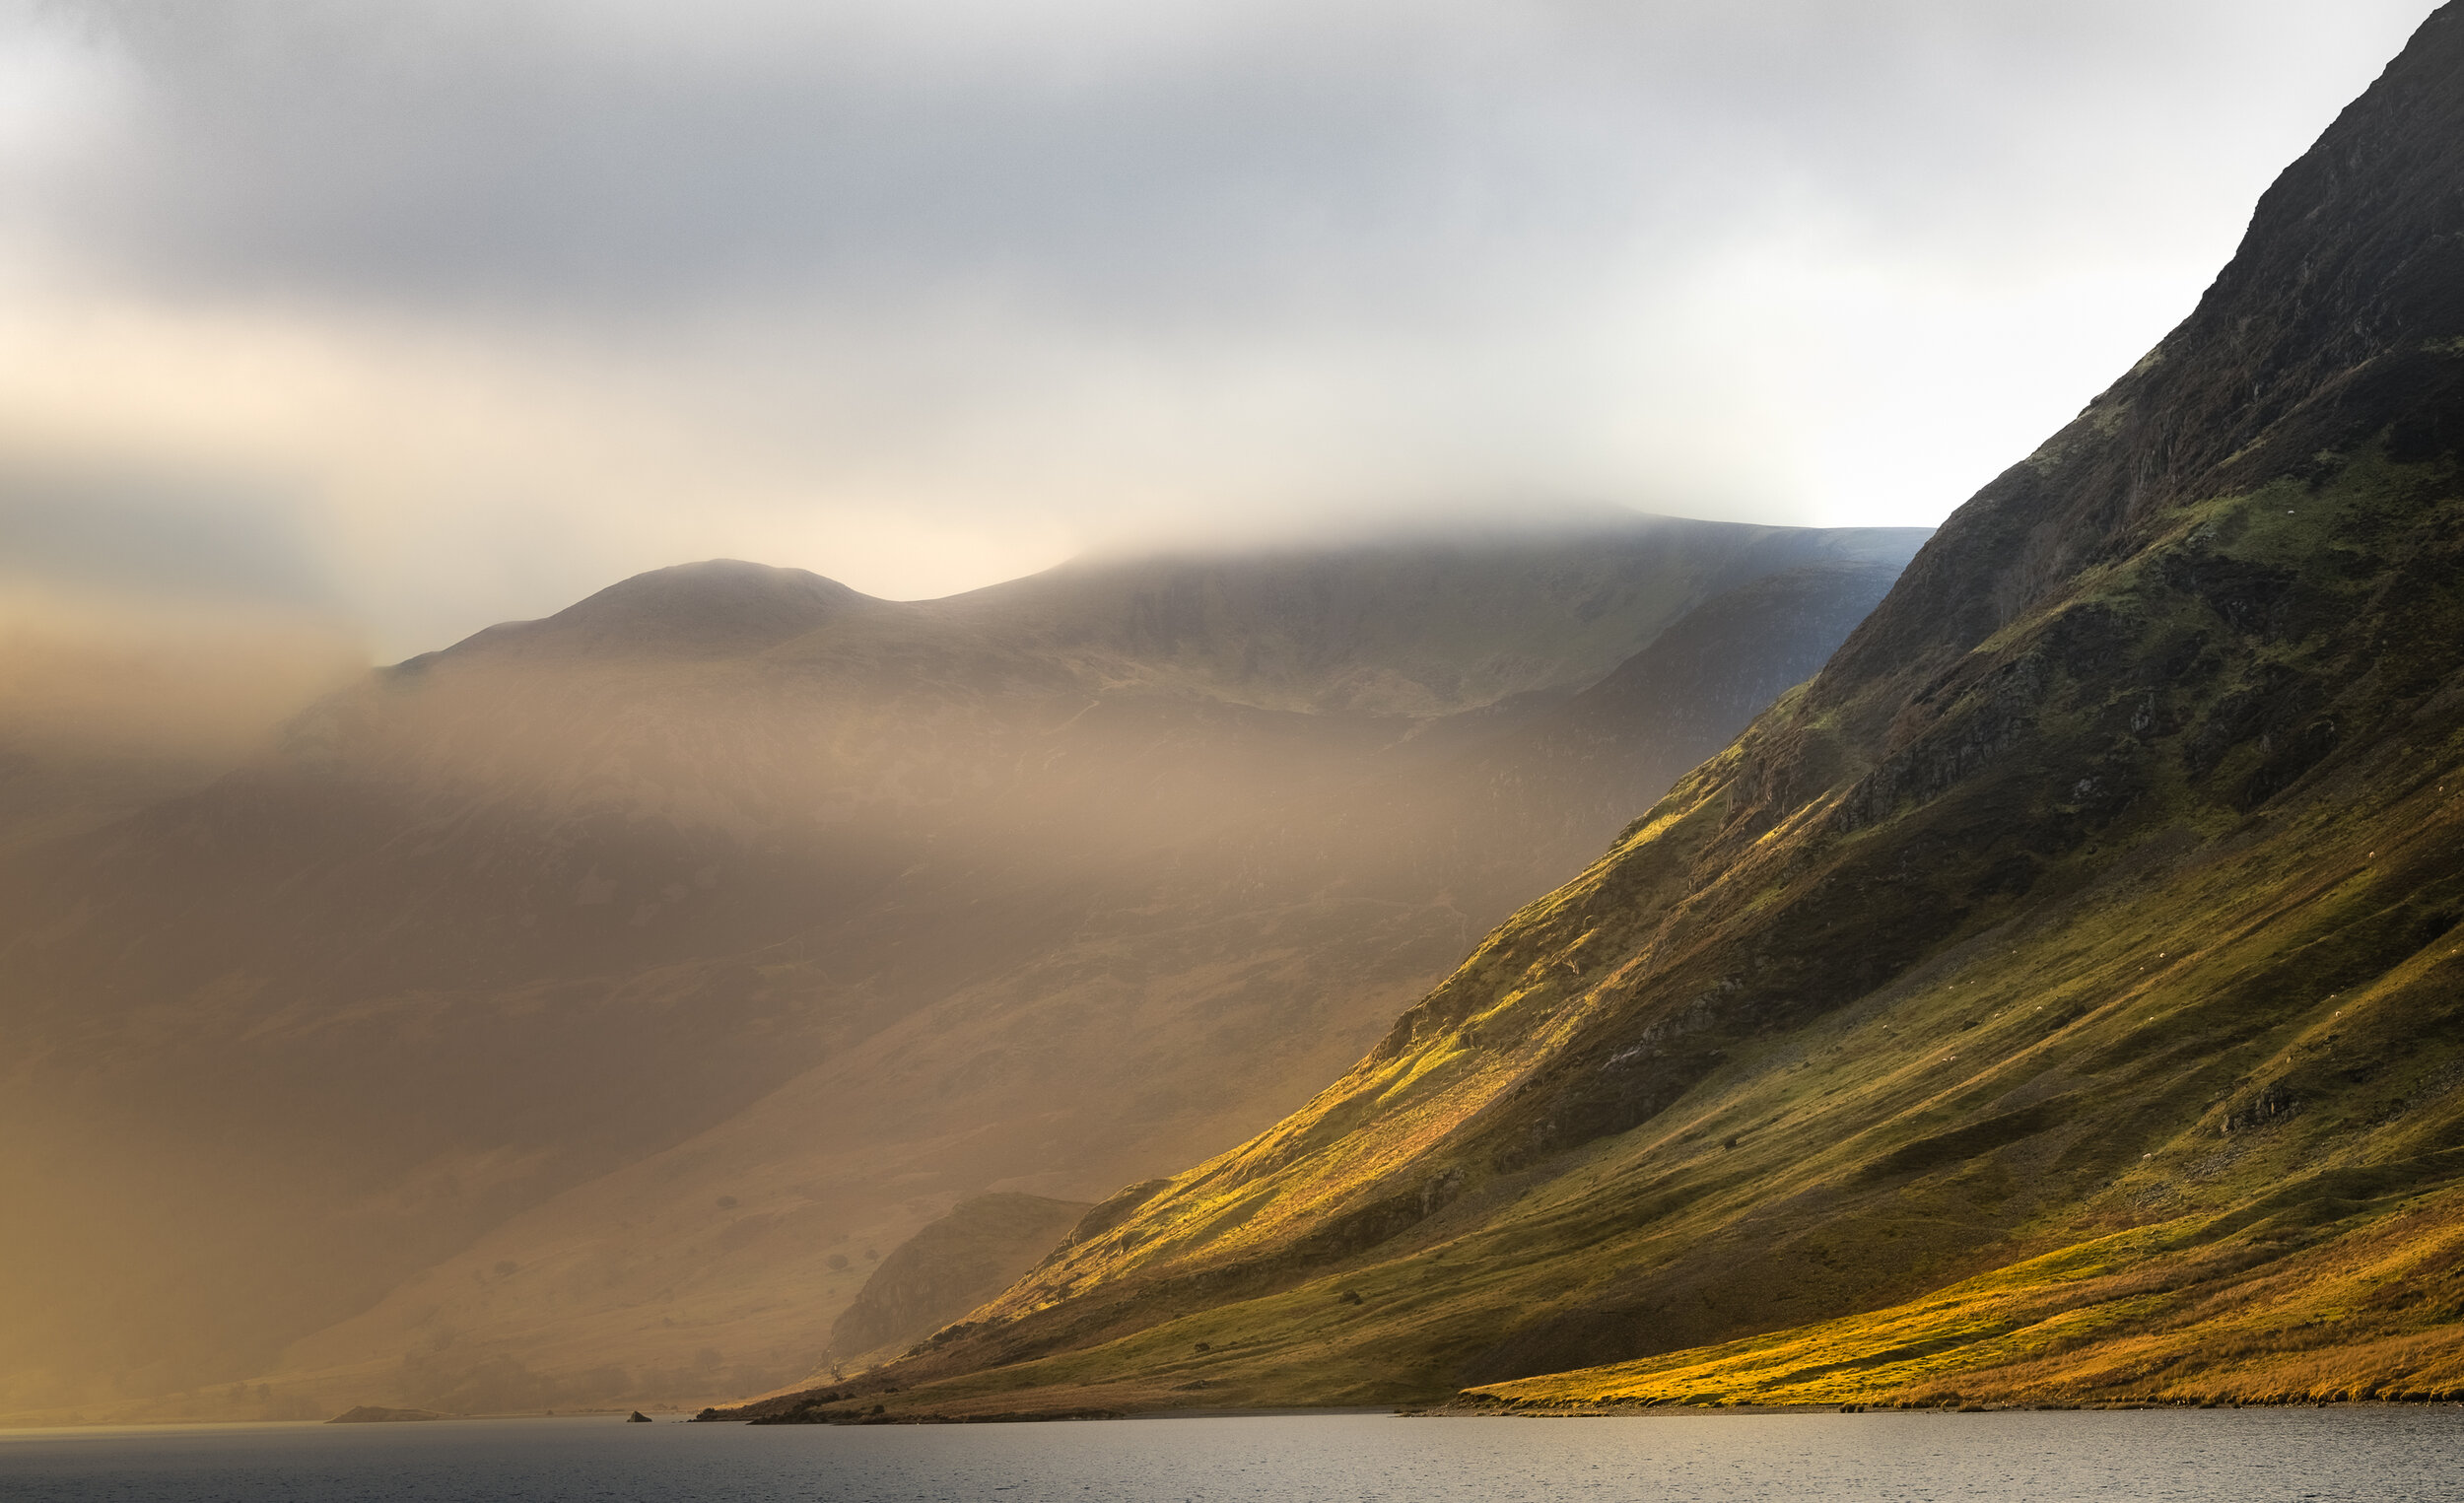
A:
720,3,2464,1422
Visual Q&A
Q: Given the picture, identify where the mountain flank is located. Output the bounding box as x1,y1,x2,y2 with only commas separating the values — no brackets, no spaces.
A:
716,4,2464,1420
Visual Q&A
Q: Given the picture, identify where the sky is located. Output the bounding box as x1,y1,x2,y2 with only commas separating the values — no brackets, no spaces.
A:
0,0,2442,659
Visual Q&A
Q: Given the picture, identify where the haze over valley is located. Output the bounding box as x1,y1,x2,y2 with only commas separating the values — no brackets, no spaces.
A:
0,515,1922,1420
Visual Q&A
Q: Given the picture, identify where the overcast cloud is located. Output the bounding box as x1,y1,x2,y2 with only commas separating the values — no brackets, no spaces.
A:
0,0,2439,656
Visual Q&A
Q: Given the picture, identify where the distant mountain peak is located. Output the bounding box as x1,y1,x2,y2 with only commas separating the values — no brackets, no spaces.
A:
411,559,880,666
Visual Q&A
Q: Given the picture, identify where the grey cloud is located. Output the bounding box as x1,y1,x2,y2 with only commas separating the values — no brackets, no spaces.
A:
50,2,1656,321
42,1,2430,325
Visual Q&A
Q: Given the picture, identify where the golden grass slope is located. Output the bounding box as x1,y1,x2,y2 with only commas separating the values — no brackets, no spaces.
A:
1477,1181,2464,1410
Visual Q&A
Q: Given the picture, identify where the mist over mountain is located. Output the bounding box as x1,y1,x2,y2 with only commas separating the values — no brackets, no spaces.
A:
725,4,2464,1421
0,513,1921,1421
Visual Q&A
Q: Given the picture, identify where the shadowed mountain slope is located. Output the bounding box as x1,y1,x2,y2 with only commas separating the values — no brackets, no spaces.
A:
829,1195,1095,1367
0,514,1923,1422
1463,558,1909,854
728,6,2464,1420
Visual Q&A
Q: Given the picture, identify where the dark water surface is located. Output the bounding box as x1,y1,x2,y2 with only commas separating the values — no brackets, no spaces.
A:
4,1408,2460,1502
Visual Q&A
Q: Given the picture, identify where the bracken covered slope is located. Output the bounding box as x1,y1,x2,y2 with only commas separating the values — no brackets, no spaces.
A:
724,5,2464,1420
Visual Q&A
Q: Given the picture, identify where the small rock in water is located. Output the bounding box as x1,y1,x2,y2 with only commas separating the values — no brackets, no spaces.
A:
627,1410,652,1423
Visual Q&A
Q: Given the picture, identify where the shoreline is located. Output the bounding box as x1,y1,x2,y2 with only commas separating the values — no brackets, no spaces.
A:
710,1395,2464,1426
18,1396,2464,1434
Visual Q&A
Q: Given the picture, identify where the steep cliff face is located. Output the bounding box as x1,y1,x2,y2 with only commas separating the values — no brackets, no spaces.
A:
747,6,2464,1418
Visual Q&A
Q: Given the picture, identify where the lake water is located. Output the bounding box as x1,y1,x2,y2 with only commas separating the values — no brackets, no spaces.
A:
3,1407,2461,1502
